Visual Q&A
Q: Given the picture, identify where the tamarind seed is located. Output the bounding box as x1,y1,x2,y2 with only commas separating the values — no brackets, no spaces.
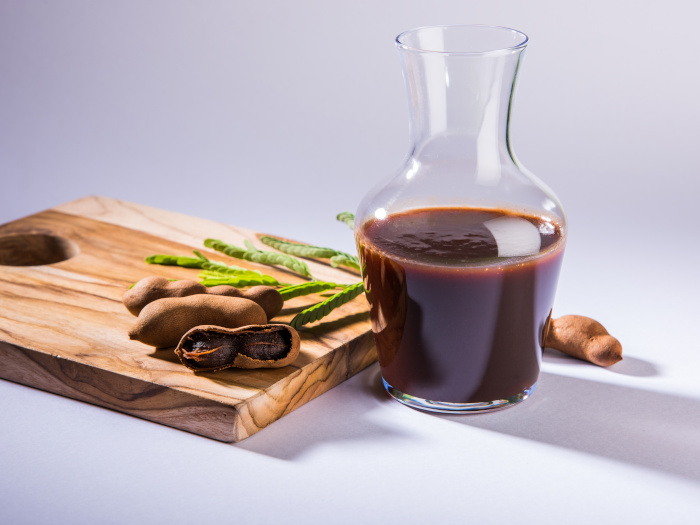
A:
181,337,238,368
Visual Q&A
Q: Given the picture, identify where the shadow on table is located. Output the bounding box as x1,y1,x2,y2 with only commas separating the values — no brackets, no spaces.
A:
543,348,660,377
236,352,700,483
427,367,700,482
235,365,406,460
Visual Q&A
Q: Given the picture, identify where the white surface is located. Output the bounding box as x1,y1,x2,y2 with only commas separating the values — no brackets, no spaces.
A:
2,1,700,523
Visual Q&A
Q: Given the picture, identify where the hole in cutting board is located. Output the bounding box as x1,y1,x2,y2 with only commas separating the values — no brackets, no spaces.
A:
0,233,79,266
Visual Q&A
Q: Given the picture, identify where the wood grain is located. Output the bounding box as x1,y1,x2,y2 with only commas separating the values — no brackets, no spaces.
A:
0,197,376,442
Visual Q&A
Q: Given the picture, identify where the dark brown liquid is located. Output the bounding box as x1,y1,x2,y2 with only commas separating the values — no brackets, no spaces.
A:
357,207,565,404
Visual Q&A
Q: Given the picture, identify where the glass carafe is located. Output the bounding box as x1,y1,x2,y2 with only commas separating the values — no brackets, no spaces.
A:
355,25,566,413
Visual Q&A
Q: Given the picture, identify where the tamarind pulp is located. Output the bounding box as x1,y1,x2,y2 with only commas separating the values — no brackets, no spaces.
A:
175,324,301,371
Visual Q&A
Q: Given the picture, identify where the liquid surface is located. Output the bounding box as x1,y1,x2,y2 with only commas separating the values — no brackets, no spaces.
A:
365,208,561,265
357,207,565,404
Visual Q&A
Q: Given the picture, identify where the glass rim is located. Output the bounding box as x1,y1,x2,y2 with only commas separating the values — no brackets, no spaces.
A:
395,24,529,55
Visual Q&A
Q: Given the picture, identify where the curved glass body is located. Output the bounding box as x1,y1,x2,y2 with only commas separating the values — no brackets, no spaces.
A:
355,25,566,413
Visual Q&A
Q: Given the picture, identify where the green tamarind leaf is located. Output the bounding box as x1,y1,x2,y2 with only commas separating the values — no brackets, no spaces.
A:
260,236,360,273
145,254,206,268
244,240,260,252
200,273,280,287
330,253,361,271
145,253,256,276
336,212,355,230
259,236,339,259
204,238,312,278
198,270,271,282
289,282,364,328
199,263,262,276
192,250,209,262
278,281,343,301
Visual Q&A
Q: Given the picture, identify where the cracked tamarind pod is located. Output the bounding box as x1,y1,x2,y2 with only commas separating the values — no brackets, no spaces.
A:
175,324,301,371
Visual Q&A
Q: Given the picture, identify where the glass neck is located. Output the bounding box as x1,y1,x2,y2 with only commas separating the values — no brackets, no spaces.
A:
399,47,525,163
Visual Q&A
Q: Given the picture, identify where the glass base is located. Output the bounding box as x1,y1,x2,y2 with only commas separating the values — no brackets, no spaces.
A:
382,378,537,414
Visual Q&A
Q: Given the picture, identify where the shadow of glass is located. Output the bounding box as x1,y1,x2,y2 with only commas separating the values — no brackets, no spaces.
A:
422,371,700,482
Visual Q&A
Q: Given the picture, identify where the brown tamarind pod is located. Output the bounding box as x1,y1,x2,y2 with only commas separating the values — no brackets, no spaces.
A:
175,324,300,371
231,285,284,320
128,295,267,348
122,276,196,315
123,277,283,319
545,315,622,367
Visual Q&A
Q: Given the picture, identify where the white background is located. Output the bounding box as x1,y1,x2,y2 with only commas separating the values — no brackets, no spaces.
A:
2,1,700,523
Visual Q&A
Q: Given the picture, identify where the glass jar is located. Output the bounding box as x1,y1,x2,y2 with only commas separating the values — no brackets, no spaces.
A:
355,25,566,413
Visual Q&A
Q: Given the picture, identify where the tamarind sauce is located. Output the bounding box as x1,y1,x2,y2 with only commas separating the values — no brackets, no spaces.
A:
357,207,565,405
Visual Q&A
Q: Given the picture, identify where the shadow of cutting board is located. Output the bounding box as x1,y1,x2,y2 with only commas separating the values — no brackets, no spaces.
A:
0,197,376,442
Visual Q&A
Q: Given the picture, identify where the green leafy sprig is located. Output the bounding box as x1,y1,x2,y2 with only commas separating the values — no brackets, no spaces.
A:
336,211,355,230
143,211,366,328
289,282,365,329
259,236,339,259
145,251,278,288
330,253,360,272
259,235,360,272
278,281,344,301
200,275,281,287
145,254,208,269
204,238,312,278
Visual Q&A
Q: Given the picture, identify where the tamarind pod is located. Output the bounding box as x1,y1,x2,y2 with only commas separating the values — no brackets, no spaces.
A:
128,295,267,348
239,285,284,320
545,315,622,367
123,277,283,318
175,324,300,371
123,276,207,316
123,277,237,316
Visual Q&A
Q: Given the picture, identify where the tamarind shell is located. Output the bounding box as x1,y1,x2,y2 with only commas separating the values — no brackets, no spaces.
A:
123,277,283,319
545,315,623,367
128,295,267,348
175,324,301,371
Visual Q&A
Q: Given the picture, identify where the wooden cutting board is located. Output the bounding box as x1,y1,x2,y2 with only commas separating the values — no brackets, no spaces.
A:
0,197,376,442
